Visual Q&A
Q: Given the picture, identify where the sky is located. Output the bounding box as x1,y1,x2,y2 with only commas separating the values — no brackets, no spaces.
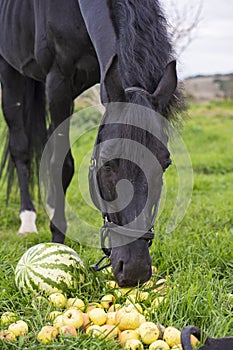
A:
162,0,233,78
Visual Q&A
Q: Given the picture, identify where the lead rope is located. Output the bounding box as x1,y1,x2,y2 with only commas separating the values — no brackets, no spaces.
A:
90,218,112,272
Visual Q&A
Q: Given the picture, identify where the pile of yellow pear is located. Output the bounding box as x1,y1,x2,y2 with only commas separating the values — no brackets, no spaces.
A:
34,283,198,349
0,268,199,349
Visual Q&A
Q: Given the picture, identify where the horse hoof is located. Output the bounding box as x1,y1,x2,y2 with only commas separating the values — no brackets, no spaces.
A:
18,211,38,235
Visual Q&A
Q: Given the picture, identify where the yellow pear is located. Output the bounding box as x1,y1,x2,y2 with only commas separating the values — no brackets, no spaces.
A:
48,293,67,309
100,294,115,309
8,320,28,336
106,312,116,325
119,329,140,347
125,339,144,349
163,326,181,348
149,340,170,350
138,322,160,345
88,308,107,326
0,330,16,342
115,308,141,331
67,297,85,311
37,326,58,344
59,325,77,337
99,324,119,340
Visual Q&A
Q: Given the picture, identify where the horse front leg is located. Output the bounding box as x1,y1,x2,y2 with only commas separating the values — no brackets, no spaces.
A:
46,71,74,244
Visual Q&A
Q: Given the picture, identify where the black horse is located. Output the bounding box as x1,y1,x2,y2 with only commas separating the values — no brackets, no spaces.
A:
0,0,180,286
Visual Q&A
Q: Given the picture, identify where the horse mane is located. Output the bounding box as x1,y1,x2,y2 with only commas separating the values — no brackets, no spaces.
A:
107,0,183,122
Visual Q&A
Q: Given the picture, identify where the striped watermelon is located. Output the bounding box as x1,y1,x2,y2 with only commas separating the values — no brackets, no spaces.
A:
15,243,84,295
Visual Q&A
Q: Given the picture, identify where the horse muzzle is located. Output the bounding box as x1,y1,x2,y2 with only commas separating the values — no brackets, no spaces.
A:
110,238,152,287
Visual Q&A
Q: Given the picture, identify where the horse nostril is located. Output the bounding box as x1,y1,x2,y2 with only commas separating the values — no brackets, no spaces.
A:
118,260,124,273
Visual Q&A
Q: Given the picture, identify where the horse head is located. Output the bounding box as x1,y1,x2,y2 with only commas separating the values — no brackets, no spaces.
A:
89,61,178,287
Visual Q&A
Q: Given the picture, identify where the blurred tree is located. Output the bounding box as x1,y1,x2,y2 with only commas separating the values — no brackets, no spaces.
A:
163,0,203,55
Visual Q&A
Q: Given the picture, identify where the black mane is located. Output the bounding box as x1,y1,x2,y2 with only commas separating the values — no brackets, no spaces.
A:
108,0,183,121
108,0,173,91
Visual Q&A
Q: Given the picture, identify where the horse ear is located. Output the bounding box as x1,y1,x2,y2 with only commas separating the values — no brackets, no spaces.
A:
152,60,177,106
102,55,125,103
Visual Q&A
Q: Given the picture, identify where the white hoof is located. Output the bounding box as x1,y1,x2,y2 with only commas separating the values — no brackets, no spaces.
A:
18,211,38,235
46,204,55,220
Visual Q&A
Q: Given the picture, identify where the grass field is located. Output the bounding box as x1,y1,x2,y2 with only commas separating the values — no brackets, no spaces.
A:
0,100,232,349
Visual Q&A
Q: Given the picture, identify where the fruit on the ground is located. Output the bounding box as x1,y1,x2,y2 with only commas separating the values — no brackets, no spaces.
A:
59,325,77,337
114,288,134,298
1,312,17,326
106,280,118,289
138,322,160,345
86,325,102,337
119,330,140,347
8,320,28,336
143,280,155,288
82,313,90,329
151,297,165,310
86,302,103,314
53,315,65,328
89,308,107,326
163,326,181,347
0,330,16,342
37,326,58,344
48,293,67,309
115,307,141,330
100,294,115,309
149,340,170,350
155,279,168,295
99,324,119,340
171,345,182,350
48,311,62,321
109,303,121,312
125,339,144,349
152,266,158,275
15,243,84,294
124,303,143,314
138,313,146,326
137,292,149,302
191,334,199,346
67,297,85,311
106,311,116,325
63,309,84,329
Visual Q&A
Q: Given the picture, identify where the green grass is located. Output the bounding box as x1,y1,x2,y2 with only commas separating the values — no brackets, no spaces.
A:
0,100,233,348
